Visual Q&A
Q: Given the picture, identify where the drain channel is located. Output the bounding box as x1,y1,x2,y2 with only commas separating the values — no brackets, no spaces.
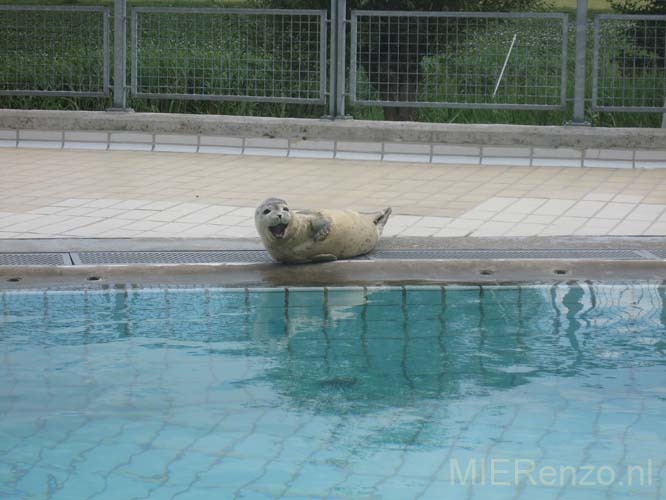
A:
370,249,646,260
0,253,71,266
0,248,660,266
72,250,273,265
647,249,666,259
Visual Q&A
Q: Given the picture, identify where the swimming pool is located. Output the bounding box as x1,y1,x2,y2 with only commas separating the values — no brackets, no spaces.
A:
0,283,664,499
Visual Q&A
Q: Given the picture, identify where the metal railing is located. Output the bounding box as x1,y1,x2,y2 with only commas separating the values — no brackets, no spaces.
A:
0,1,664,122
350,11,569,110
130,7,328,104
0,5,110,97
592,14,666,113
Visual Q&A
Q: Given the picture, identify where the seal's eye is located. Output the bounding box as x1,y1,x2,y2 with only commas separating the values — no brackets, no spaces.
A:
263,209,270,215
283,207,289,212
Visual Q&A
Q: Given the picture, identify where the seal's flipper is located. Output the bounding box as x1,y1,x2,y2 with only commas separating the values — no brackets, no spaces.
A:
372,207,392,232
311,215,332,242
310,254,337,263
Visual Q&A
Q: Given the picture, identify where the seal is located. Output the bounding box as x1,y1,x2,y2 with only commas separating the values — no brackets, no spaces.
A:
255,198,392,264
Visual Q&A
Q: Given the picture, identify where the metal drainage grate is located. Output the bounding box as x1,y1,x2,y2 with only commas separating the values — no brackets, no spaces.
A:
0,248,659,267
0,253,70,266
73,250,273,265
646,249,666,260
370,249,648,260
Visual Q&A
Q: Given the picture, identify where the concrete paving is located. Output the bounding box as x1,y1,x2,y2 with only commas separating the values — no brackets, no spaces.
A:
1,148,666,242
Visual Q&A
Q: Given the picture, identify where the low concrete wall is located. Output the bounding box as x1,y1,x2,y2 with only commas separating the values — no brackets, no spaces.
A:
1,109,665,169
2,109,665,148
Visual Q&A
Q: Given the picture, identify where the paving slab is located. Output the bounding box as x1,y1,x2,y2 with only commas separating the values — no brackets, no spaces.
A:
0,148,665,242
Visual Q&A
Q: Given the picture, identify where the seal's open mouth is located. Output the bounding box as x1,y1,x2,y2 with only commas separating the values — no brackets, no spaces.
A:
269,223,288,239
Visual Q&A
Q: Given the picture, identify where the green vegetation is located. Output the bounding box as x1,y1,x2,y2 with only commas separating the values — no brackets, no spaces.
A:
549,0,614,13
354,9,664,127
0,0,663,127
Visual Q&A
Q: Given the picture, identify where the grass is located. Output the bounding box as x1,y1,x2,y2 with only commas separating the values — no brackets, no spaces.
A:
549,0,614,13
0,0,663,127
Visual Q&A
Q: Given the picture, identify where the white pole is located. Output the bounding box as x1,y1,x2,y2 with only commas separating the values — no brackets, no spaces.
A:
493,34,517,98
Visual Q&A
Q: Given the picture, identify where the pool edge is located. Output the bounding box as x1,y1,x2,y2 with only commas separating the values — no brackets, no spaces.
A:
0,259,664,290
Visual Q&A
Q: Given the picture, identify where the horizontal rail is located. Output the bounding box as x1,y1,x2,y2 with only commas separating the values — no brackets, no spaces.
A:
0,5,109,12
594,105,666,113
132,6,327,16
0,90,108,98
132,92,326,105
595,13,666,21
352,10,568,19
351,100,565,111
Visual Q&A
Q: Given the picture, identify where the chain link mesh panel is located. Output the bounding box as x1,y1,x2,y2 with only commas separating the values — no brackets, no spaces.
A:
0,6,110,97
593,14,666,112
131,8,327,104
350,11,568,110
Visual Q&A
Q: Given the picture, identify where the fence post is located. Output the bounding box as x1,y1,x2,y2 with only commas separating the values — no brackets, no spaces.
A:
335,0,346,118
108,0,131,111
326,0,347,119
570,0,590,125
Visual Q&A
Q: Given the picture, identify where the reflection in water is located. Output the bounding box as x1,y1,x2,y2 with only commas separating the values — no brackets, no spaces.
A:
2,284,665,414
1,283,665,499
250,284,666,413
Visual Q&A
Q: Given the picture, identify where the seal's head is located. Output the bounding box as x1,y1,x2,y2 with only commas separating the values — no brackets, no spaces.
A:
255,198,292,240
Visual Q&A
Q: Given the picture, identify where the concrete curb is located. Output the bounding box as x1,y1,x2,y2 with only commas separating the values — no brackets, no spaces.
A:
2,109,666,148
1,260,665,290
2,110,665,168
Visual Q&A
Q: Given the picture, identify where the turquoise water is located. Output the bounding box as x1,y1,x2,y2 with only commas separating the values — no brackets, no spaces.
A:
0,284,665,500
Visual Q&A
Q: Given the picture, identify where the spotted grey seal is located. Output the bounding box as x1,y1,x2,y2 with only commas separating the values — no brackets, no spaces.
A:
255,198,391,264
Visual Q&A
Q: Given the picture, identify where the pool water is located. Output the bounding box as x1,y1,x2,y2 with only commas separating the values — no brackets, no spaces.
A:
0,284,665,500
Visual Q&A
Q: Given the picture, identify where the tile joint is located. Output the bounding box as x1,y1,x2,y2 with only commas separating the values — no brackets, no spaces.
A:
7,128,665,170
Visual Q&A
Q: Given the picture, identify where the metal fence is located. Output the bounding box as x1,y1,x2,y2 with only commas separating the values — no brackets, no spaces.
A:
350,11,569,110
592,14,666,112
131,7,327,104
0,5,110,97
0,1,665,121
